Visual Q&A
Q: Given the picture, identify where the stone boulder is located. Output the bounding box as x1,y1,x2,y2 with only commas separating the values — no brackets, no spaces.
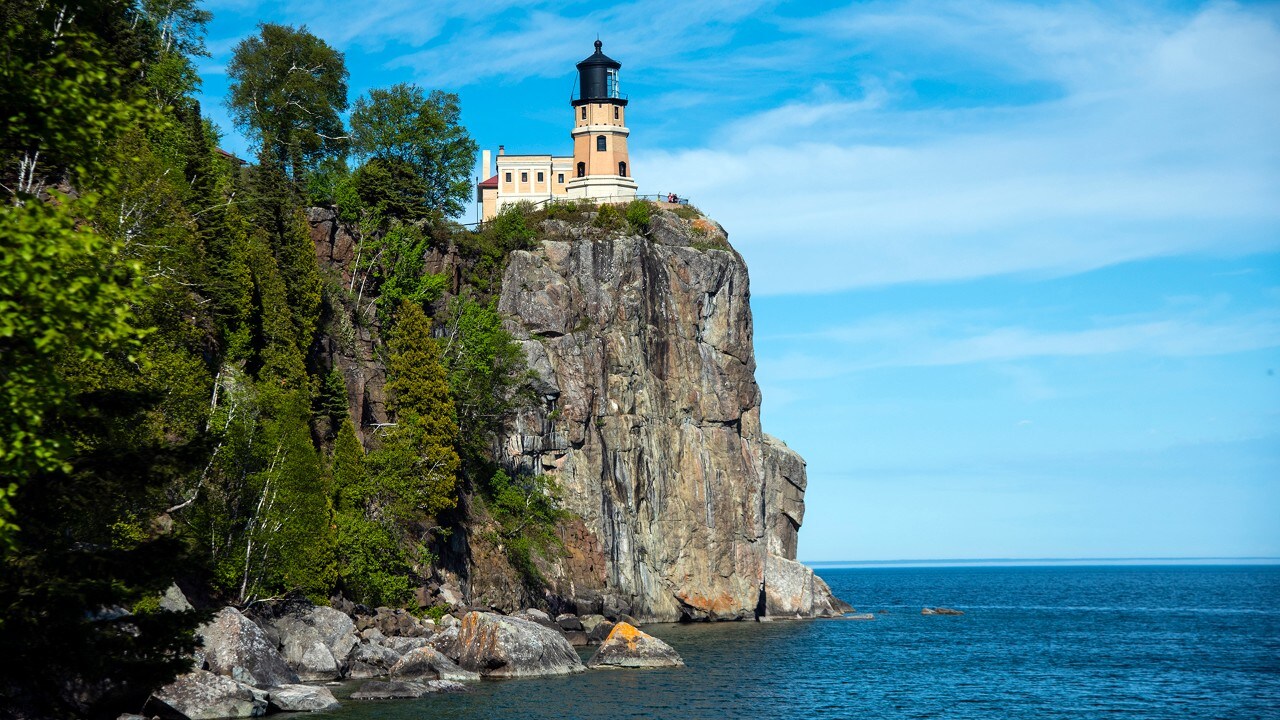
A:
764,556,854,619
260,606,357,681
390,646,480,682
382,635,431,653
160,584,194,613
197,608,298,687
586,622,684,669
453,612,584,678
149,670,266,719
266,685,340,713
347,641,402,677
555,614,584,632
922,607,964,616
349,680,467,700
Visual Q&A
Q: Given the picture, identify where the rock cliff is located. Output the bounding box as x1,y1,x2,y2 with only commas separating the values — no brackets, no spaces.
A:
488,209,848,622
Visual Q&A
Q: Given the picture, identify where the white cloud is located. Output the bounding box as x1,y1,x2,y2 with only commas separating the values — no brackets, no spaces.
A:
640,2,1280,294
759,306,1280,379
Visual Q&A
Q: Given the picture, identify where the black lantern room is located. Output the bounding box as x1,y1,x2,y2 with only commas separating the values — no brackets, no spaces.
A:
573,40,626,106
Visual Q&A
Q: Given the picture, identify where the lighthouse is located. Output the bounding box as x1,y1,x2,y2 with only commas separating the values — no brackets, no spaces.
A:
565,40,638,202
477,39,638,220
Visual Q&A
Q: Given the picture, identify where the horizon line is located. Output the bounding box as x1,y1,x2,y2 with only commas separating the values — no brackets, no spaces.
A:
802,556,1280,567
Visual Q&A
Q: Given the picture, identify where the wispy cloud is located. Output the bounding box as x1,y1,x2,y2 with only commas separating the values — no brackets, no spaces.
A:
759,305,1280,380
642,2,1280,294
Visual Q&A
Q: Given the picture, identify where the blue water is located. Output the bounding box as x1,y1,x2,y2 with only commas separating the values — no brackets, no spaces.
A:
325,565,1280,719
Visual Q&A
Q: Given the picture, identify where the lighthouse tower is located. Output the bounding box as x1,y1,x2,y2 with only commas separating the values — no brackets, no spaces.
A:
565,40,638,202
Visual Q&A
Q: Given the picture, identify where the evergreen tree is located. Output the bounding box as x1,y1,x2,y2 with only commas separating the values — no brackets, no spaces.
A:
376,301,460,520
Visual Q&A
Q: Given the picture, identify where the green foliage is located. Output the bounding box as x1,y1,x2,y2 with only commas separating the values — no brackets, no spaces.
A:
420,603,450,622
592,203,625,231
671,204,702,220
439,295,531,461
543,199,591,221
317,368,349,427
481,470,566,588
333,511,412,606
624,199,652,233
354,156,431,221
456,203,539,291
1,22,153,197
0,196,149,538
303,157,350,207
367,224,447,323
226,23,349,178
379,302,460,519
349,84,478,218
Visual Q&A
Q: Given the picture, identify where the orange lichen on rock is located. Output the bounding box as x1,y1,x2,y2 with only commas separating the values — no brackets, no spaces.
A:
605,622,643,650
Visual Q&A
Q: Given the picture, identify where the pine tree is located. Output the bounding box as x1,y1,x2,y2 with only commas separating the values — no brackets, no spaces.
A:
376,301,460,520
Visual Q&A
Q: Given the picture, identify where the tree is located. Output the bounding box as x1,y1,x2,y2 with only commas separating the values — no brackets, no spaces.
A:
440,295,531,461
226,23,348,179
349,84,477,218
378,301,460,520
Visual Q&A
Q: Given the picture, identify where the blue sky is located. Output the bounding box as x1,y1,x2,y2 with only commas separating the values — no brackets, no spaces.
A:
197,1,1280,562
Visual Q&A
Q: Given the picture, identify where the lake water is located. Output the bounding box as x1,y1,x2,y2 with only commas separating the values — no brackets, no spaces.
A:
324,565,1280,719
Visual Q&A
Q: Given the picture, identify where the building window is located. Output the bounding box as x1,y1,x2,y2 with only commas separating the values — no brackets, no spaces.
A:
618,161,627,177
581,107,586,119
521,172,528,182
576,162,585,178
614,106,619,120
537,171,544,182
504,172,511,182
557,173,564,184
596,135,606,152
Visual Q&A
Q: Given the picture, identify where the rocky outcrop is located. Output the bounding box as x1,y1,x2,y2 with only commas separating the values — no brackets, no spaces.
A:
197,608,298,687
349,680,467,700
390,647,480,682
265,685,340,713
585,622,684,669
764,556,852,618
491,209,847,621
148,670,266,720
258,606,357,681
451,611,584,678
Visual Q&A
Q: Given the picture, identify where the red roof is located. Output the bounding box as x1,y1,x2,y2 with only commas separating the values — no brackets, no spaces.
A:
478,174,499,189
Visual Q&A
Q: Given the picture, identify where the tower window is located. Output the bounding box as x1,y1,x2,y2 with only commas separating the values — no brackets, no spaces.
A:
619,161,627,177
537,171,544,182
576,162,585,178
596,135,606,152
557,173,564,184
614,106,619,120
521,172,528,183
504,172,511,183
581,107,587,119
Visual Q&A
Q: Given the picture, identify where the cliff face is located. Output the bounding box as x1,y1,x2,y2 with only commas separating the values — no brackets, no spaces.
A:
489,210,848,622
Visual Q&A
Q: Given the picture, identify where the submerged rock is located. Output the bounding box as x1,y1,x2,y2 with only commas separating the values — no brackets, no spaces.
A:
586,622,684,669
922,607,964,616
149,669,266,719
349,680,466,700
197,608,298,687
453,612,584,678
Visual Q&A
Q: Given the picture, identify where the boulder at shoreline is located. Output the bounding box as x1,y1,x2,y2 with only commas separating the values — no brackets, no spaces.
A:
148,669,266,719
453,611,584,678
585,622,684,669
198,608,299,687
